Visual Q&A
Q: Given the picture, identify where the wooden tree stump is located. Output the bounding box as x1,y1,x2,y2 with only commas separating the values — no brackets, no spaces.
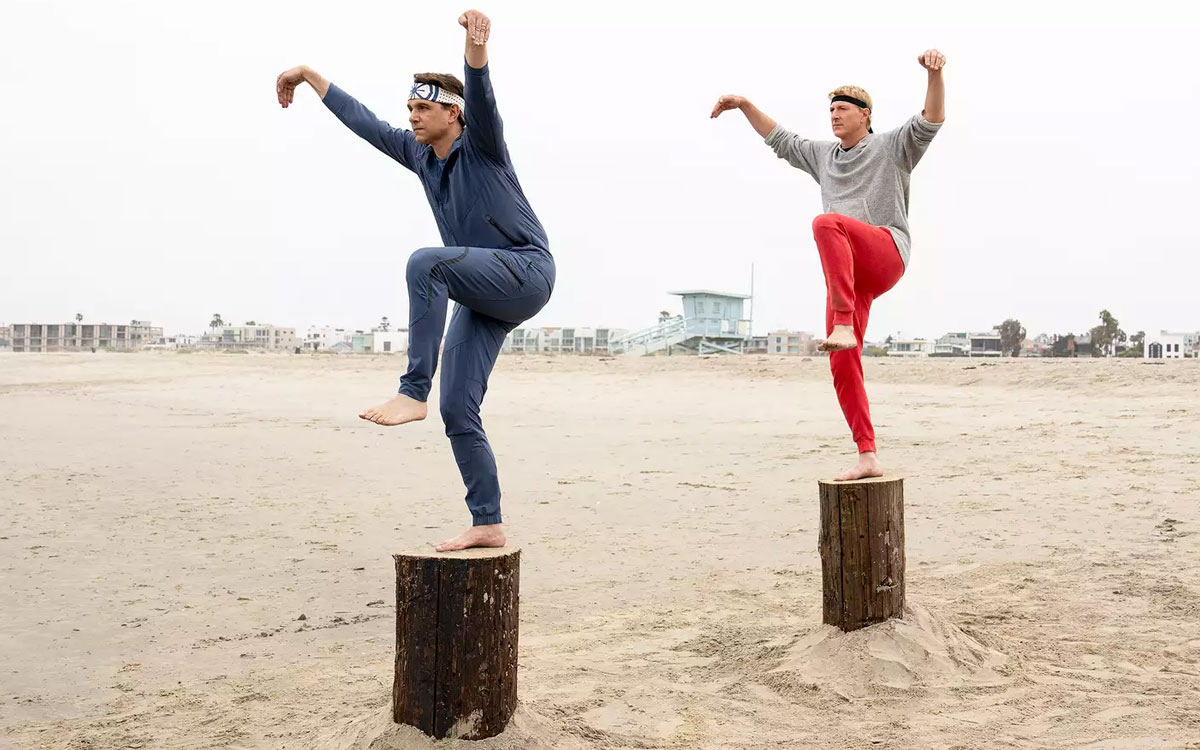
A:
818,477,905,632
393,547,520,740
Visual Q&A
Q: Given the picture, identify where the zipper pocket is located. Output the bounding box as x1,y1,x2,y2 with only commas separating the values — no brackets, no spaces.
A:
493,251,525,286
486,214,522,246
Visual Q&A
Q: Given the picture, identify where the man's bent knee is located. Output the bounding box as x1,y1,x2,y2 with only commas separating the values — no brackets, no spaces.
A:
812,213,845,234
406,247,448,281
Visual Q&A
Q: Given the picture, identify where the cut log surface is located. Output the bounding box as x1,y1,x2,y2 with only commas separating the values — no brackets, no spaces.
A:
818,477,905,632
393,546,520,740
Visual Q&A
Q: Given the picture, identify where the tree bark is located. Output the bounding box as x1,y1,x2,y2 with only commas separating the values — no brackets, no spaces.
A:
819,478,905,631
393,547,520,739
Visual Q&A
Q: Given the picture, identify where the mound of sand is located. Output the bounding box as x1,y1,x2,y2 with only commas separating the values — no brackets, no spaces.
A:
766,604,1011,699
313,704,592,750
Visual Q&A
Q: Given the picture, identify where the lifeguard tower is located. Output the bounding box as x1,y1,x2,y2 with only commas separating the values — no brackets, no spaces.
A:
609,289,752,356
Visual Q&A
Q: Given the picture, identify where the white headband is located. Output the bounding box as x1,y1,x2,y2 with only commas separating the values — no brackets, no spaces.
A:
408,82,465,111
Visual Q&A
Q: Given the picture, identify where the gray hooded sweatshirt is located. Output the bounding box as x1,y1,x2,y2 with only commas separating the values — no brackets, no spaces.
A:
765,114,942,267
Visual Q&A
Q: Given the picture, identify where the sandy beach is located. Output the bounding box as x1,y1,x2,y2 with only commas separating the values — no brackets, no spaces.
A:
1,352,1198,749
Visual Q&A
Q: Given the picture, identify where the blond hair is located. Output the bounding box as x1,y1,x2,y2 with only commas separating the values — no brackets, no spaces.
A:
828,85,873,130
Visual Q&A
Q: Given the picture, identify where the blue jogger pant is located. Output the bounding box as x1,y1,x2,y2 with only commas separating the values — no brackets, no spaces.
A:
398,246,555,526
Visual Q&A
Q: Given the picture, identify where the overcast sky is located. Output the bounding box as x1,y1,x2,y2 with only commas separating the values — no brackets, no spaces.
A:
2,0,1197,339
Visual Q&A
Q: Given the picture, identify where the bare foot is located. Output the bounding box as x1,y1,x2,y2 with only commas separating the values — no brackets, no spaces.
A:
359,394,428,426
435,524,506,553
819,325,859,352
834,451,884,481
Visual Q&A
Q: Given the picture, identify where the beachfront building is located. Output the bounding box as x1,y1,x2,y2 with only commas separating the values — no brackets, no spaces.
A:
1145,330,1187,360
504,327,541,354
888,338,935,357
303,326,355,351
9,320,164,352
1025,334,1054,356
160,334,201,349
591,328,625,354
610,290,752,355
1182,331,1200,358
1050,333,1094,357
1073,332,1095,357
969,331,1003,357
767,330,818,356
351,330,409,354
561,327,600,354
502,326,629,354
202,324,297,351
541,328,573,354
933,332,970,356
0,324,11,351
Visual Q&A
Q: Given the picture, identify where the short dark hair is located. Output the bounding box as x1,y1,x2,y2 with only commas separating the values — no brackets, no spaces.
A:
413,73,465,127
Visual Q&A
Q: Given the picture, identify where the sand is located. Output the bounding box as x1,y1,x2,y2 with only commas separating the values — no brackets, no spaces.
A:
1,352,1198,749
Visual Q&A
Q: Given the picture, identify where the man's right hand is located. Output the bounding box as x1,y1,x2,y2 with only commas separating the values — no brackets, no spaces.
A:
276,65,330,106
276,66,308,108
711,95,777,138
710,95,746,119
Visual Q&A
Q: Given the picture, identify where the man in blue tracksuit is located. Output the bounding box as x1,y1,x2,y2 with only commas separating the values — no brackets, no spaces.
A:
276,9,554,552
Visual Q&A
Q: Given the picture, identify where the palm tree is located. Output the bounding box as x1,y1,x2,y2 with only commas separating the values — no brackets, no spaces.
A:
210,314,224,331
380,316,390,332
75,313,83,324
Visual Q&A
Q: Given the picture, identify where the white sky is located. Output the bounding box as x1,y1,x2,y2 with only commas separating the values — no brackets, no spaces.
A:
2,0,1197,339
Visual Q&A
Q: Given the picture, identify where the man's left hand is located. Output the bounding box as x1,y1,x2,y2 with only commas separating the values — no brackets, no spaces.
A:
459,10,491,46
918,49,946,72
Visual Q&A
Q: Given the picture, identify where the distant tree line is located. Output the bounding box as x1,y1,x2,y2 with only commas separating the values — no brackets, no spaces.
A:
1037,309,1143,358
990,310,1144,358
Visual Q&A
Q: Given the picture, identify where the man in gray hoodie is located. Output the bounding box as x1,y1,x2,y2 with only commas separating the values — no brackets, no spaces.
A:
711,49,946,481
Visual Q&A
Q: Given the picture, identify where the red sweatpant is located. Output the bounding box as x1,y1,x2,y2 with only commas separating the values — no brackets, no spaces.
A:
812,213,905,454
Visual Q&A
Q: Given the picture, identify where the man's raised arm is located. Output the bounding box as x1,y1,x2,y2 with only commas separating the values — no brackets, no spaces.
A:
918,49,946,123
461,9,489,69
458,10,506,161
882,50,947,171
713,94,821,179
275,65,420,171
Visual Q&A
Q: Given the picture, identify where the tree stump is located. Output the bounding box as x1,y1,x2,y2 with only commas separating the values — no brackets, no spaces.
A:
818,477,905,632
393,547,520,740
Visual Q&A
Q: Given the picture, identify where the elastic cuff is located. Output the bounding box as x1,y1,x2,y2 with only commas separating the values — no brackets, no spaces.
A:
397,383,429,402
322,83,348,115
831,311,854,327
916,112,944,130
472,513,502,527
857,439,877,454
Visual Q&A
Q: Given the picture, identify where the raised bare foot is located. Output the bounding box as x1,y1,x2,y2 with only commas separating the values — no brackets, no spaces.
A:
435,524,506,553
358,394,428,426
819,325,859,352
835,451,884,481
